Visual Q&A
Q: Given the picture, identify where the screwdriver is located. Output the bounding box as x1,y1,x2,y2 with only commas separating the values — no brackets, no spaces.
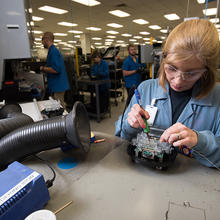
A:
134,89,150,135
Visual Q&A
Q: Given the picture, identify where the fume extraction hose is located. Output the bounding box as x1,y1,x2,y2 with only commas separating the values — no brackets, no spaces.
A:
0,101,91,171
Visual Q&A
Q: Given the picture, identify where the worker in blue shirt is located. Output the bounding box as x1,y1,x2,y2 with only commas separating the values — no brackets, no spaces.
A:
122,44,145,103
90,51,110,112
115,19,220,168
40,32,69,109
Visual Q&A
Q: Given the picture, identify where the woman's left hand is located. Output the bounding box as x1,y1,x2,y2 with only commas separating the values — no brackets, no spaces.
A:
160,122,198,148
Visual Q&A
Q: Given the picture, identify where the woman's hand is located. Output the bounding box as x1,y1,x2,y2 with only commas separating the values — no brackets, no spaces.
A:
127,104,150,129
160,122,198,148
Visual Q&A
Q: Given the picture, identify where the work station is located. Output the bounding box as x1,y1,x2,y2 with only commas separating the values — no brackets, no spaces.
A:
1,0,220,220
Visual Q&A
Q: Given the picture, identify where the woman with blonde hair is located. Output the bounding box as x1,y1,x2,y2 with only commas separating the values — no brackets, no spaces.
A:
115,19,220,167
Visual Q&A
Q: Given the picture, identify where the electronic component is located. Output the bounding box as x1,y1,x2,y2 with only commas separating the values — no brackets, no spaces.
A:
0,161,50,220
127,128,178,170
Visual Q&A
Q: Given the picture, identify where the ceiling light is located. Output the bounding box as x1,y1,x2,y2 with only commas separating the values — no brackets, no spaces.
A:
106,35,116,38
210,18,219,23
145,42,150,44
105,39,114,41
34,42,42,45
58,22,78,27
68,30,83,34
92,37,102,40
68,40,77,43
203,8,217,16
197,0,205,3
72,0,100,6
157,41,162,43
107,23,123,28
215,24,220,28
121,33,132,37
134,42,139,45
164,13,180,21
106,30,119,34
129,39,137,42
54,39,62,42
54,33,67,36
143,37,150,40
149,25,161,30
160,29,168,33
86,27,101,31
34,38,41,41
133,36,142,39
95,42,102,45
62,48,71,50
38,6,68,14
75,35,81,38
140,31,150,35
32,16,44,21
108,10,130,17
117,40,124,43
161,36,166,39
133,19,149,25
33,30,43,34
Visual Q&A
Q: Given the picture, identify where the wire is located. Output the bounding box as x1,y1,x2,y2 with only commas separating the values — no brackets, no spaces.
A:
193,149,220,172
33,154,56,188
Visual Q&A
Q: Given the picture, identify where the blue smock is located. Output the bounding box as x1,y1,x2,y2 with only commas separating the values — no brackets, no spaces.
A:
46,45,70,93
115,79,220,167
122,55,142,89
91,59,110,91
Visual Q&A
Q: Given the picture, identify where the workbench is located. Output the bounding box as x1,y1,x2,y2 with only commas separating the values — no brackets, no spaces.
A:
23,132,220,220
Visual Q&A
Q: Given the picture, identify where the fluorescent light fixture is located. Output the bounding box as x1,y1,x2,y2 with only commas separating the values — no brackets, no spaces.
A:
38,6,68,14
54,33,67,36
105,39,114,41
106,30,119,34
33,30,43,34
134,42,139,45
92,37,102,40
157,41,162,43
54,39,62,42
197,0,205,3
29,8,33,13
86,27,101,31
117,40,124,43
68,40,77,43
121,33,132,37
107,23,123,28
58,22,78,27
160,29,168,33
68,30,83,34
143,37,150,40
164,13,180,21
72,0,101,6
34,42,42,45
203,8,217,16
210,18,219,23
32,16,44,21
149,25,161,30
161,36,166,39
140,31,150,35
215,24,220,28
133,36,142,39
62,48,71,50
95,42,102,45
145,42,150,44
129,39,137,42
75,35,81,38
58,42,67,44
133,19,149,25
106,35,116,38
108,10,130,17
34,38,41,41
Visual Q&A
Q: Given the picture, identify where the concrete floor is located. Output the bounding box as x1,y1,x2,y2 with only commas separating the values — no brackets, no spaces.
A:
90,96,126,136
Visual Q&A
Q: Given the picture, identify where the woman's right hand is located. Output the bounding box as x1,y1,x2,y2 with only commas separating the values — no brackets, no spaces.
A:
127,104,150,129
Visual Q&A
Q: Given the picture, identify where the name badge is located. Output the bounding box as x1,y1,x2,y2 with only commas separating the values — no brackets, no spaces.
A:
145,105,158,126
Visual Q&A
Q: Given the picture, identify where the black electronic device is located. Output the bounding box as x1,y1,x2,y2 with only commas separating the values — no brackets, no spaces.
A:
127,128,178,170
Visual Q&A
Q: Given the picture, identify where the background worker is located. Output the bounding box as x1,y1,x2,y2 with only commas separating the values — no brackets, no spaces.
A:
40,32,69,109
90,51,110,112
122,44,145,103
115,19,220,168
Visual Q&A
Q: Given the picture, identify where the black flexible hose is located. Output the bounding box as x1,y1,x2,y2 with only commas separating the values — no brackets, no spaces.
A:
0,101,91,171
0,104,34,138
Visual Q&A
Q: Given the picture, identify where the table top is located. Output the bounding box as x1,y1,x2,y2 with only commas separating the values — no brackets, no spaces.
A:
23,132,220,220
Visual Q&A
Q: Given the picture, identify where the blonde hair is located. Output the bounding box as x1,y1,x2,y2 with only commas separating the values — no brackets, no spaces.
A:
159,19,220,98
